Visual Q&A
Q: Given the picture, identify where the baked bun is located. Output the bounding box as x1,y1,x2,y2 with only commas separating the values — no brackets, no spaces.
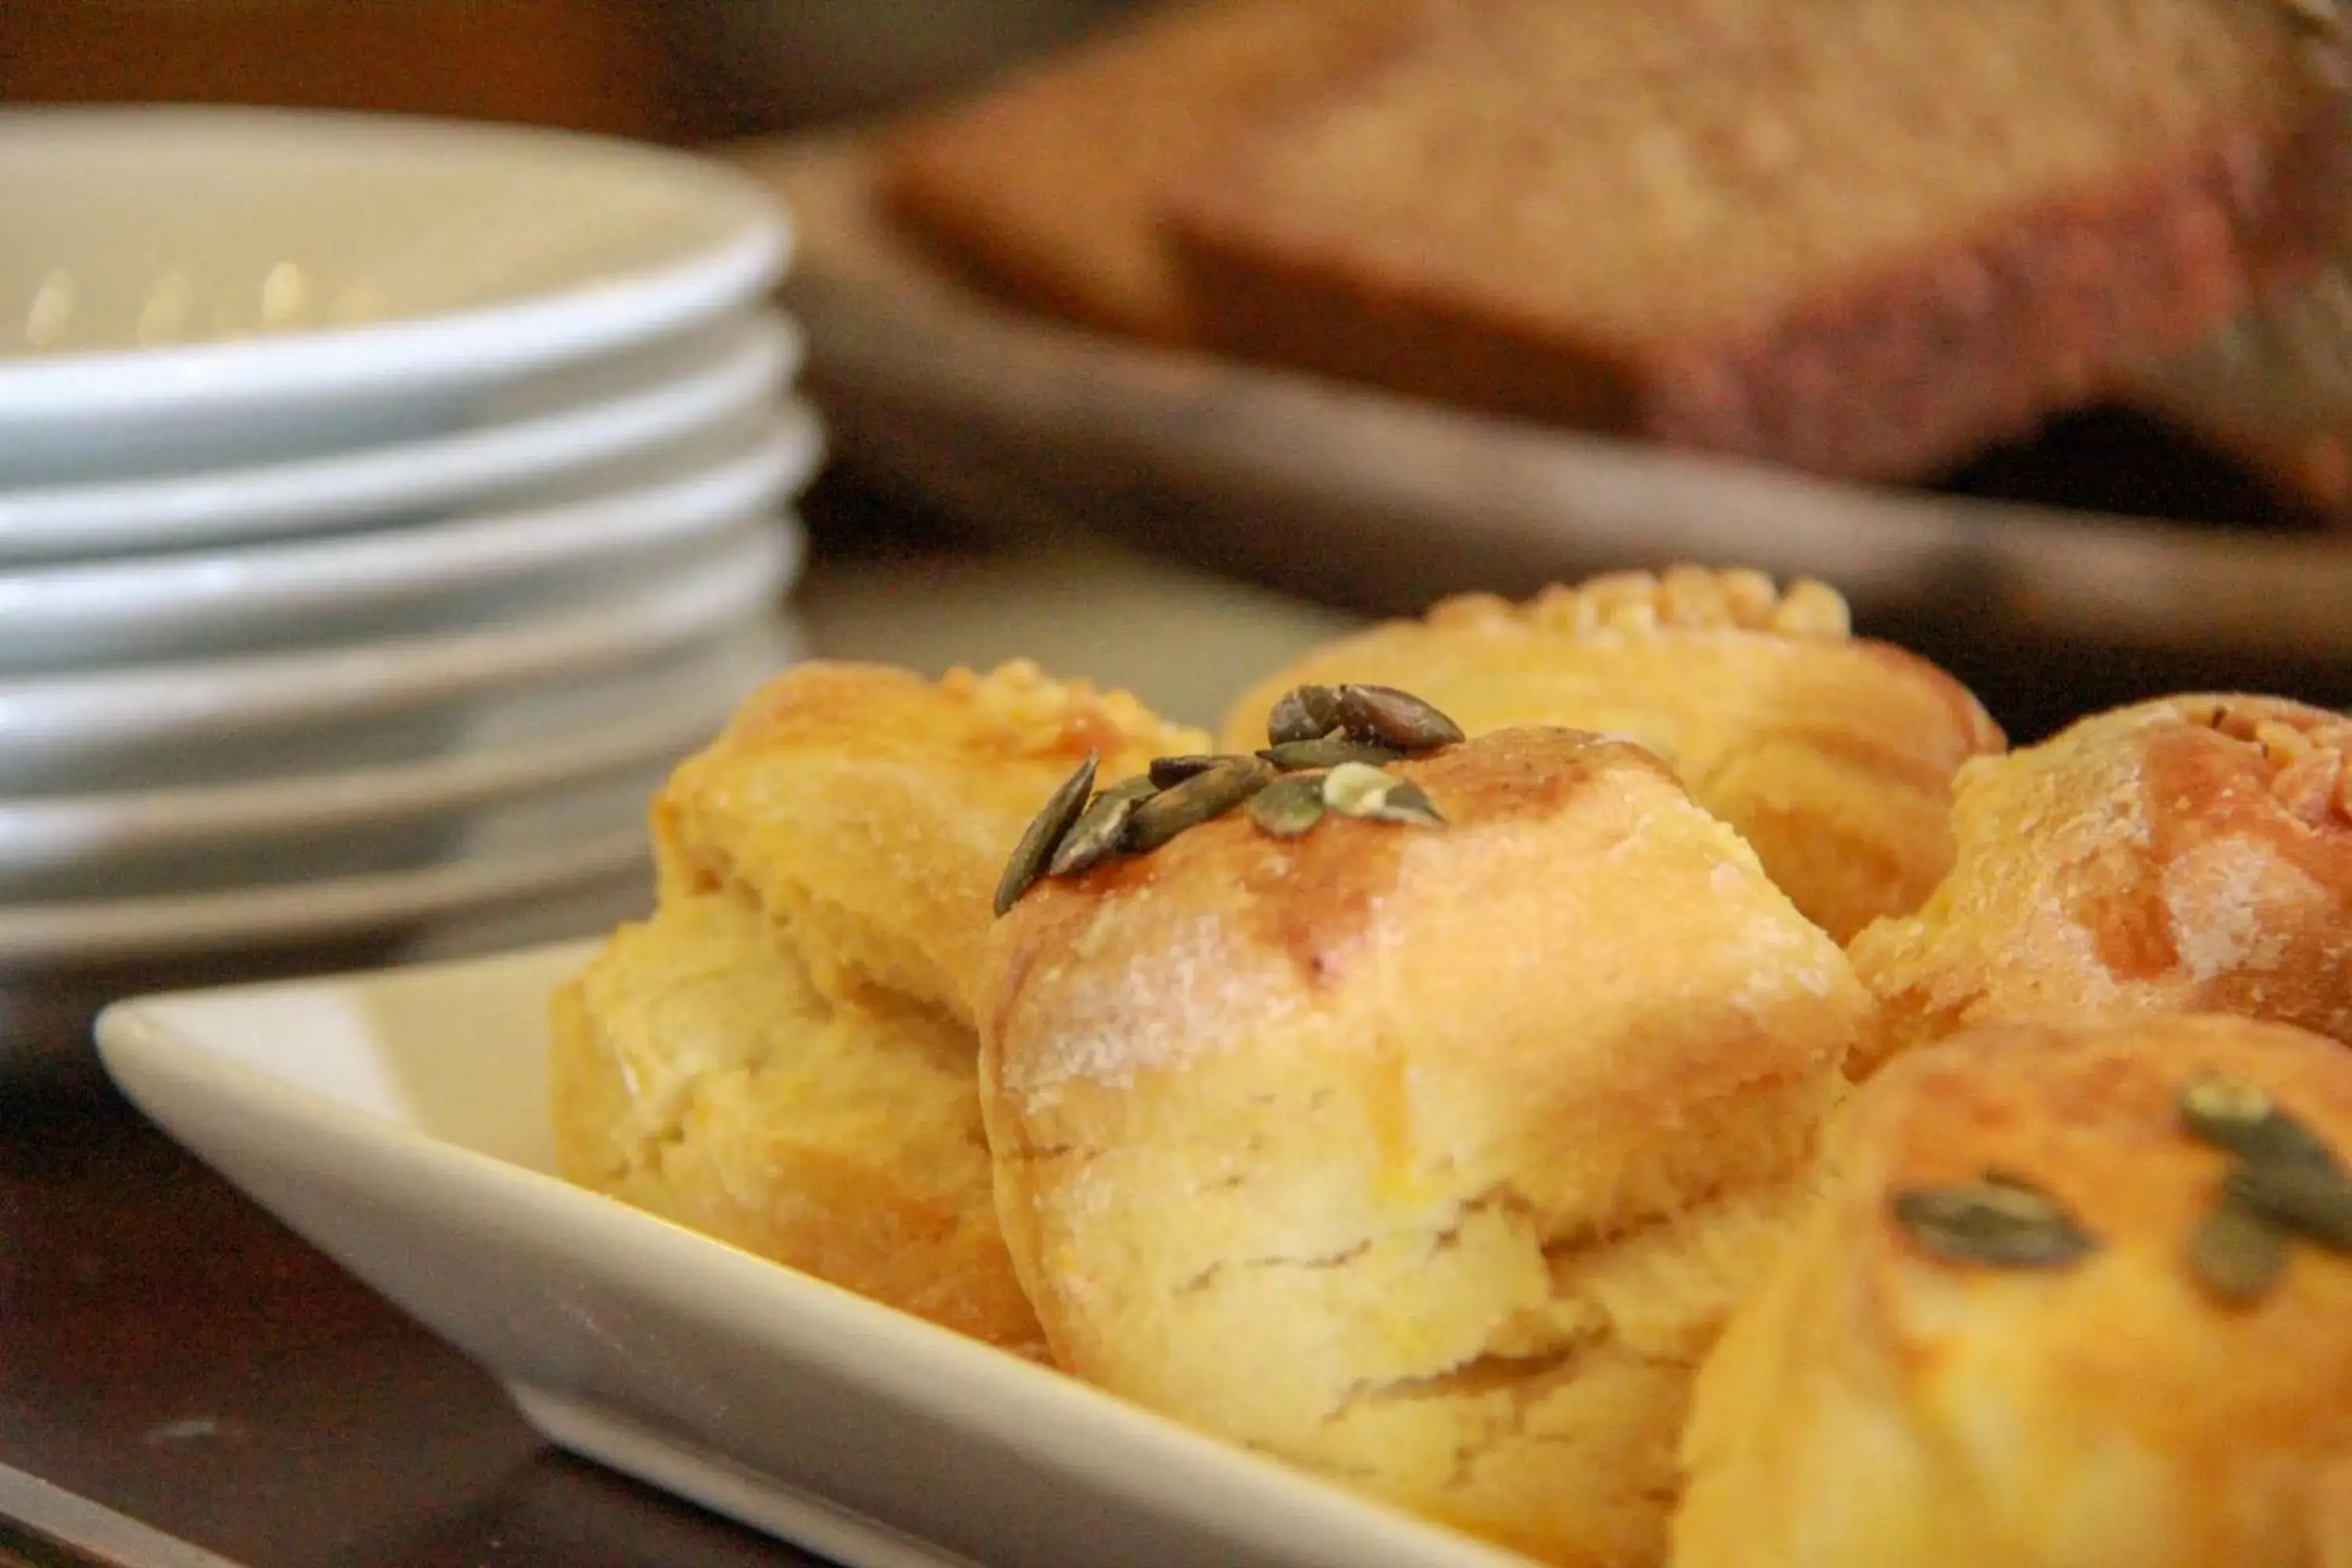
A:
1676,1012,2352,1568
1220,567,2003,943
978,719,1875,1565
1848,693,2352,1078
549,890,1047,1354
550,660,1206,1355
651,659,1207,1018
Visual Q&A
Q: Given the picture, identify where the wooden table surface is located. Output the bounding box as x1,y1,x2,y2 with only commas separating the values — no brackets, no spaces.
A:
0,1082,826,1568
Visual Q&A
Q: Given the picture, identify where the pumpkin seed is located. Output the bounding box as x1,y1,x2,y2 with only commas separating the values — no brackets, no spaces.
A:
1363,776,1445,826
1149,754,1239,789
1124,757,1274,853
1267,685,1344,746
1334,684,1465,753
1321,761,1399,818
1259,731,1404,771
2181,1075,2342,1172
2187,1196,2292,1304
2227,1159,2352,1251
1247,773,1327,837
993,752,1098,916
1889,1176,2097,1270
1049,790,1142,878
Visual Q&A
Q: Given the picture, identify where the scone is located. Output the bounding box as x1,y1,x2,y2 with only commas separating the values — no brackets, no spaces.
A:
1848,693,2352,1078
1676,1013,2352,1568
651,659,1207,1019
548,890,1045,1353
551,659,1207,1356
977,707,1876,1566
1220,567,2005,943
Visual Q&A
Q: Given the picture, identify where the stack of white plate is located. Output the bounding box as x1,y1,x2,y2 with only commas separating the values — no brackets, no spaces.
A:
0,107,819,1081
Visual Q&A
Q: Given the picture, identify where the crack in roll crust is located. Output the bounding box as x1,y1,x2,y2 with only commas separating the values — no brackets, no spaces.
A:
1675,1014,2352,1568
1847,693,2352,1078
978,726,1875,1566
1222,567,2003,944
549,660,1209,1357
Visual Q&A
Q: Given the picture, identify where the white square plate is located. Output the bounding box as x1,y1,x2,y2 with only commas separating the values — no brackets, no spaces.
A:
94,943,1530,1568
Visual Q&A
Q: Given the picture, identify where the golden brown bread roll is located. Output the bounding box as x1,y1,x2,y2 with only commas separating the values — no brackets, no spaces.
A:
1219,567,2004,943
548,891,1047,1353
651,659,1207,1019
1847,693,2352,1079
550,660,1207,1356
978,723,1876,1566
1675,1012,2352,1568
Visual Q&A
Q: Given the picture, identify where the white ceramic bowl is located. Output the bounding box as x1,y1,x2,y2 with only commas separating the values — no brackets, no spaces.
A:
0,833,654,969
0,107,791,481
0,403,822,672
0,623,792,901
0,519,800,793
0,310,803,561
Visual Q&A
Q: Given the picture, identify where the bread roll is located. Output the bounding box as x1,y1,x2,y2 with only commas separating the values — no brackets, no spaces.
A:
652,659,1207,1019
549,891,1047,1354
978,723,1875,1566
1676,1012,2352,1568
1848,693,2352,1078
550,660,1207,1355
1221,567,2003,943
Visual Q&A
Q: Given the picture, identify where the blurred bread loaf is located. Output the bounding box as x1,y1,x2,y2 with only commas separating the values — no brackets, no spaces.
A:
1221,567,2004,942
550,660,1207,1356
1847,692,2352,1077
1676,1013,2352,1568
880,0,1420,341
1169,0,2350,479
977,721,1875,1565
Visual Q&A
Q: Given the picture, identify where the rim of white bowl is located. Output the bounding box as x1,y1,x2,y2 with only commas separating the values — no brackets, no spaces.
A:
0,107,792,426
0,519,800,748
0,403,822,648
0,827,653,964
0,312,806,560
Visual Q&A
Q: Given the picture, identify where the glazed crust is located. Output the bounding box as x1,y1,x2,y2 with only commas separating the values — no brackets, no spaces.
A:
1220,567,2004,944
1848,693,2352,1077
1675,1013,2352,1568
978,726,1875,1566
550,660,1206,1355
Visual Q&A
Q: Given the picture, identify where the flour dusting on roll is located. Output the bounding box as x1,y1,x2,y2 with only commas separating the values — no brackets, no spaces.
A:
1848,693,2352,1078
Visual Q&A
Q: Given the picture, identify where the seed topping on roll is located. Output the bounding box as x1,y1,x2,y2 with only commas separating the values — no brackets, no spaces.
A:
2177,1073,2352,1304
992,683,1468,915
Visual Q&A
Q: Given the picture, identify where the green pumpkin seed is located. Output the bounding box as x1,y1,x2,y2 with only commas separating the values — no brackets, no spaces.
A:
1048,790,1142,878
1247,773,1327,837
2187,1196,2292,1305
2227,1159,2352,1251
993,752,1098,916
1267,685,1343,746
1362,776,1445,826
1149,754,1240,789
1334,684,1465,753
1259,731,1405,771
1124,757,1274,854
1889,1176,2097,1270
2180,1075,2342,1173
